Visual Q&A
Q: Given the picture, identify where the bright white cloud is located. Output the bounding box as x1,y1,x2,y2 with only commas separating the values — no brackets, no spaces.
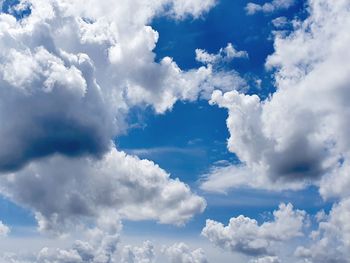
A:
121,241,155,263
195,43,248,65
202,0,350,196
202,203,306,257
295,198,350,263
246,0,296,15
163,243,208,263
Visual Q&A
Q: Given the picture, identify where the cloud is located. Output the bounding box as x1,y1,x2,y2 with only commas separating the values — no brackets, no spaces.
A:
200,161,305,193
121,241,155,263
195,43,248,65
0,213,122,263
202,0,350,195
249,256,280,263
0,221,9,237
295,198,350,263
202,203,306,257
162,243,208,263
245,0,296,15
0,0,240,172
0,148,206,233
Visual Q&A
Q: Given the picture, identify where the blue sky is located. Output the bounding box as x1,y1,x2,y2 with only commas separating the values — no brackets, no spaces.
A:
0,0,350,262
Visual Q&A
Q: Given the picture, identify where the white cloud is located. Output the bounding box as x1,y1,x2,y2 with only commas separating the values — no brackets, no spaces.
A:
0,0,240,172
271,17,288,28
0,221,9,237
121,241,155,263
200,161,305,193
163,243,208,263
0,147,206,234
246,0,296,15
202,203,306,257
295,198,350,263
202,0,350,196
195,43,248,65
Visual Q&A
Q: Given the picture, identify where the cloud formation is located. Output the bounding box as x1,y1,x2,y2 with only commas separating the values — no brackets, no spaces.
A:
0,0,240,172
195,43,248,65
163,243,208,263
202,203,306,257
202,0,350,196
246,0,296,15
0,148,206,233
295,198,350,263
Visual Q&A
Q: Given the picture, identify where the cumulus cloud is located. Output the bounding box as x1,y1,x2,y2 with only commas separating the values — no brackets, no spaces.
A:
0,213,122,263
0,0,240,172
121,241,155,263
0,148,206,233
245,0,296,15
0,221,9,237
202,0,350,196
295,198,350,263
202,203,306,257
163,243,208,263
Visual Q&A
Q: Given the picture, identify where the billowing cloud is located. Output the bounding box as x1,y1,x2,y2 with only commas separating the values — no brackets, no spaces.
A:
202,203,306,257
202,0,350,196
0,148,206,233
121,241,155,263
163,243,208,263
246,0,296,15
295,198,350,263
0,0,241,172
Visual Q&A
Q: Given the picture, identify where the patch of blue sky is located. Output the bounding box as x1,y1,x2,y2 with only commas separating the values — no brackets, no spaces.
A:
1,0,31,19
0,196,36,228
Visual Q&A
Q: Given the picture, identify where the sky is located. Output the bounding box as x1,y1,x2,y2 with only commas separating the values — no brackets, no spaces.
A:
0,0,350,262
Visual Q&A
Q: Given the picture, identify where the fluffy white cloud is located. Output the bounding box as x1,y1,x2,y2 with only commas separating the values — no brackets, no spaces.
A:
0,148,206,233
202,203,306,257
0,0,240,172
163,243,208,263
0,213,122,263
295,198,350,263
202,0,350,196
121,241,155,263
195,43,248,65
246,0,296,15
0,221,9,237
